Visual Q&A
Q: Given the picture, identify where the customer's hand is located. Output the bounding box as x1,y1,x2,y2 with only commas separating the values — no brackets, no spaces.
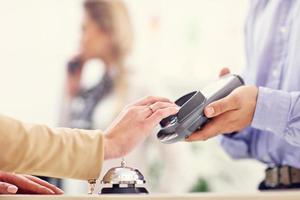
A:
186,68,258,142
0,171,63,195
104,96,179,159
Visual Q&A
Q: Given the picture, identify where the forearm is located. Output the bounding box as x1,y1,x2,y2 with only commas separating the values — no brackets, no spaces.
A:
0,114,104,180
251,87,300,146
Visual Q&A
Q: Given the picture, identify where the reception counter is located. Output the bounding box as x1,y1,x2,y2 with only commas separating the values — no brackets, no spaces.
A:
0,192,299,200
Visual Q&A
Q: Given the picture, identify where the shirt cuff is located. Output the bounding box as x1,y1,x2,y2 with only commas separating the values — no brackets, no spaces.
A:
223,132,238,138
220,136,251,159
251,87,290,135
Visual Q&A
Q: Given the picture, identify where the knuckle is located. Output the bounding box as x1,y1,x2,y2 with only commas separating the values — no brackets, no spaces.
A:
0,182,8,191
151,102,159,109
127,107,137,116
216,102,224,114
155,110,164,117
153,102,164,108
157,102,164,106
231,95,240,106
146,95,155,101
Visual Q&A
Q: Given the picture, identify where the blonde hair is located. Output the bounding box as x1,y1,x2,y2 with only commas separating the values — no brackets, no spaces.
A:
84,0,133,113
84,0,133,69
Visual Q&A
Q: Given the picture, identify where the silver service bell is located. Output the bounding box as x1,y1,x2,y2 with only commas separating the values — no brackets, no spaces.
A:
100,159,149,194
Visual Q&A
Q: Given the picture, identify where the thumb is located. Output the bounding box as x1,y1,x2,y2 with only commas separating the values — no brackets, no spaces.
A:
204,95,238,118
0,182,18,194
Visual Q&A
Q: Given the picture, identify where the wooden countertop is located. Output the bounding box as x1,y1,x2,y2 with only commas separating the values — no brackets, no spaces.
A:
0,191,299,200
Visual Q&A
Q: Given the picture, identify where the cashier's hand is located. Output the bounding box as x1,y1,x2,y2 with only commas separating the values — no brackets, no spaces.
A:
0,171,63,195
186,68,258,142
104,96,179,159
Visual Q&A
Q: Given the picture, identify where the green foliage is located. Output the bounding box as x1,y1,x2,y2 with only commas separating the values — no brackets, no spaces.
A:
189,177,210,192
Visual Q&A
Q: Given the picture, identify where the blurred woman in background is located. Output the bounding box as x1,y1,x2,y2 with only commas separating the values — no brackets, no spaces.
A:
58,0,134,193
60,0,133,130
53,0,133,191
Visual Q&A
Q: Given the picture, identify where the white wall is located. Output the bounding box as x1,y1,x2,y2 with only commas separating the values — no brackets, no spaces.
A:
0,0,81,124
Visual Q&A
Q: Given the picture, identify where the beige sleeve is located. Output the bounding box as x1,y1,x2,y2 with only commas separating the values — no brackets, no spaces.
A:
0,114,104,180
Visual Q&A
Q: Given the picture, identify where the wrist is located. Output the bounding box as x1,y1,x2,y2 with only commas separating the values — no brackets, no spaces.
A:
103,134,122,160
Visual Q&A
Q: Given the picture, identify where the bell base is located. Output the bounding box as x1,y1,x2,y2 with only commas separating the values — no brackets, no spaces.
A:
100,186,149,194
